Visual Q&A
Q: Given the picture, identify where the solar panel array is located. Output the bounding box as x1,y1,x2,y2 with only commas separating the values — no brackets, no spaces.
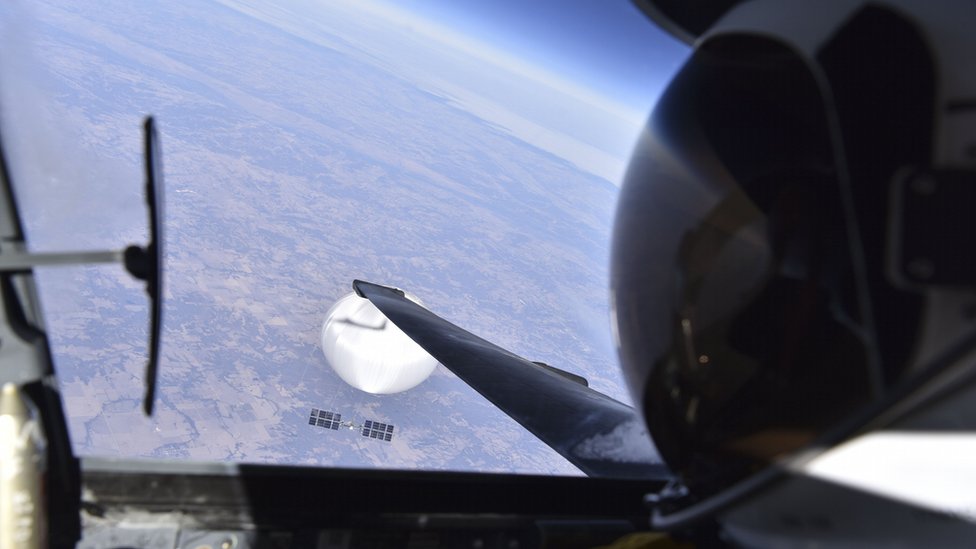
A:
362,419,394,442
308,409,342,430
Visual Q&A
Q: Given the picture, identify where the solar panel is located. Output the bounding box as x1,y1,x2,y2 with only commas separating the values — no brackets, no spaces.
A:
307,409,394,440
308,409,342,430
361,420,394,442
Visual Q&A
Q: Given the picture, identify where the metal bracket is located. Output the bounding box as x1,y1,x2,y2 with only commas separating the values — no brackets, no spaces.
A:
889,167,976,289
0,249,122,272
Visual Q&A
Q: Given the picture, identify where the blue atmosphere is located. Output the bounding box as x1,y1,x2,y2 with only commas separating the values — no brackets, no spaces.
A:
386,0,689,112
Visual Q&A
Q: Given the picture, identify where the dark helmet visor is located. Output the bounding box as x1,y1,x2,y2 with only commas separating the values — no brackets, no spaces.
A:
612,35,879,495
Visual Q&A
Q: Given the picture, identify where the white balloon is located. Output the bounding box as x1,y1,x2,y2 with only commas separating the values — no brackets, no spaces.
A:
320,291,437,394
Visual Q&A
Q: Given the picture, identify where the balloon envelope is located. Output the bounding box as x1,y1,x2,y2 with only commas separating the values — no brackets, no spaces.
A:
320,292,437,394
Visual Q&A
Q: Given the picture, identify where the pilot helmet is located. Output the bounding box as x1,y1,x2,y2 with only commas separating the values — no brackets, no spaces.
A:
612,0,976,527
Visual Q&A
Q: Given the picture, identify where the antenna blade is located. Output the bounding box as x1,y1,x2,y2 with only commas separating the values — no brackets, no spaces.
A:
353,280,668,478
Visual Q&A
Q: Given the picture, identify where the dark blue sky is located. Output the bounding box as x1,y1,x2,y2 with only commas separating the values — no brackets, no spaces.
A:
390,0,689,114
